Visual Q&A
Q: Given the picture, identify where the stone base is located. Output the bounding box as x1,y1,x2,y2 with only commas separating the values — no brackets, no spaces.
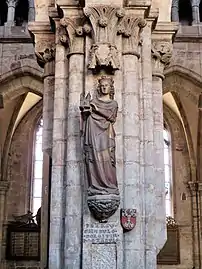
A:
87,194,120,221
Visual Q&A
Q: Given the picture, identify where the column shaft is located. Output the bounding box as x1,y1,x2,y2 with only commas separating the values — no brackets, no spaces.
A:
191,0,200,24
49,43,68,269
141,24,157,267
28,0,35,21
152,76,166,253
64,53,84,269
123,53,142,268
41,60,55,268
6,0,16,24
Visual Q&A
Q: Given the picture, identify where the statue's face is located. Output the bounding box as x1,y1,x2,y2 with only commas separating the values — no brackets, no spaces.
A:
100,79,111,95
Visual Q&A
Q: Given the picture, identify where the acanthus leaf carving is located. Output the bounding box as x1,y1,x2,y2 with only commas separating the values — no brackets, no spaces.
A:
151,41,173,79
59,17,88,55
117,16,146,57
84,5,125,74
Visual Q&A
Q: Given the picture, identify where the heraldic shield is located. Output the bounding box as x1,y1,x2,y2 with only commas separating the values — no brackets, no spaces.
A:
121,209,137,231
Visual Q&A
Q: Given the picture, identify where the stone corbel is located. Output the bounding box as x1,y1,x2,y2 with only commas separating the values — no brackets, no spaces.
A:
117,16,146,57
35,40,55,79
83,5,125,73
28,22,56,71
59,17,88,56
151,41,172,79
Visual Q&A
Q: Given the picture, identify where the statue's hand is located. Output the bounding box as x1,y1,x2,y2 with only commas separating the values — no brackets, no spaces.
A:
90,103,98,111
80,105,92,119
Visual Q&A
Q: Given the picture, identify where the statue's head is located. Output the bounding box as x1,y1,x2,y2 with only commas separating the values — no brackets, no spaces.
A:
97,76,114,99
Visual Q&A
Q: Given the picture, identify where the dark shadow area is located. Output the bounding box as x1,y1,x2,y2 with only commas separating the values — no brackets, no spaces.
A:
0,0,8,26
179,0,192,25
14,0,29,26
200,1,202,21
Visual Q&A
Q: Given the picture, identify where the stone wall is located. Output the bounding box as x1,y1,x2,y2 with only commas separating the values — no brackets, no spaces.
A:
2,101,42,269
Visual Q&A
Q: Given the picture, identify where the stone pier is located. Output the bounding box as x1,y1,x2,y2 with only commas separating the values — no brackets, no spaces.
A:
29,1,177,268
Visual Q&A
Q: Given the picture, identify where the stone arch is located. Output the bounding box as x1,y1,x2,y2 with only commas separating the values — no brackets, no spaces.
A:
165,64,202,86
163,69,202,185
163,103,193,266
6,100,42,215
0,65,43,104
0,66,43,182
164,103,191,215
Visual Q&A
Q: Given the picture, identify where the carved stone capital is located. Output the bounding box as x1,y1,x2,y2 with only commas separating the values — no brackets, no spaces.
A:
6,0,18,7
59,17,86,55
35,40,56,68
187,181,199,194
151,41,172,79
84,5,125,44
84,5,125,73
117,16,146,57
171,0,179,7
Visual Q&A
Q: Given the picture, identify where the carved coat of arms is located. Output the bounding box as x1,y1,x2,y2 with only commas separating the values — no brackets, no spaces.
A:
121,209,136,231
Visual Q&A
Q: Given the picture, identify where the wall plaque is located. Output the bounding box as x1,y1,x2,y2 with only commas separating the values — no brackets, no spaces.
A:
83,223,120,244
6,224,40,261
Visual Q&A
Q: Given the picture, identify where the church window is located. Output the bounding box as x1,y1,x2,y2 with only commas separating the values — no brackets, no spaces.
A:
31,118,43,215
164,128,173,217
14,0,29,26
179,0,192,25
0,0,8,26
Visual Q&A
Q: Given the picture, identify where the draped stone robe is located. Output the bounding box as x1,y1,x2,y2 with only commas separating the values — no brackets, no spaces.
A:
83,96,119,196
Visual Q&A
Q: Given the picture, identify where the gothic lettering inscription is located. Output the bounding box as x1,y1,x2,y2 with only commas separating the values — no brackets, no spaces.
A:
83,223,119,243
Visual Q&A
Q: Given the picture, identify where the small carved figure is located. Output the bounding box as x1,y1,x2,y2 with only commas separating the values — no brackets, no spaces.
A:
80,76,119,197
12,210,35,225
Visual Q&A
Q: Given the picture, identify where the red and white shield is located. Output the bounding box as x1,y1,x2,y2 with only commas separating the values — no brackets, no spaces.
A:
121,209,136,231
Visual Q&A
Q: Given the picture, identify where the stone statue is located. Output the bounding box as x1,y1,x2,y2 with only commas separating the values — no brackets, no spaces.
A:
80,76,120,221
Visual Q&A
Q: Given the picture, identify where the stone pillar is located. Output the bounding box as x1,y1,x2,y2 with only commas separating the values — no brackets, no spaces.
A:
141,20,156,268
0,181,9,266
29,3,178,269
6,0,17,25
171,0,179,22
188,182,202,268
48,22,68,269
59,17,84,268
28,0,35,21
36,44,55,269
191,0,200,24
119,15,147,268
151,40,172,253
29,23,56,268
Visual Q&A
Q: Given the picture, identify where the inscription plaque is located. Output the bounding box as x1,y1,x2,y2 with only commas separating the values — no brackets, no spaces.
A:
83,223,119,244
6,225,40,261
